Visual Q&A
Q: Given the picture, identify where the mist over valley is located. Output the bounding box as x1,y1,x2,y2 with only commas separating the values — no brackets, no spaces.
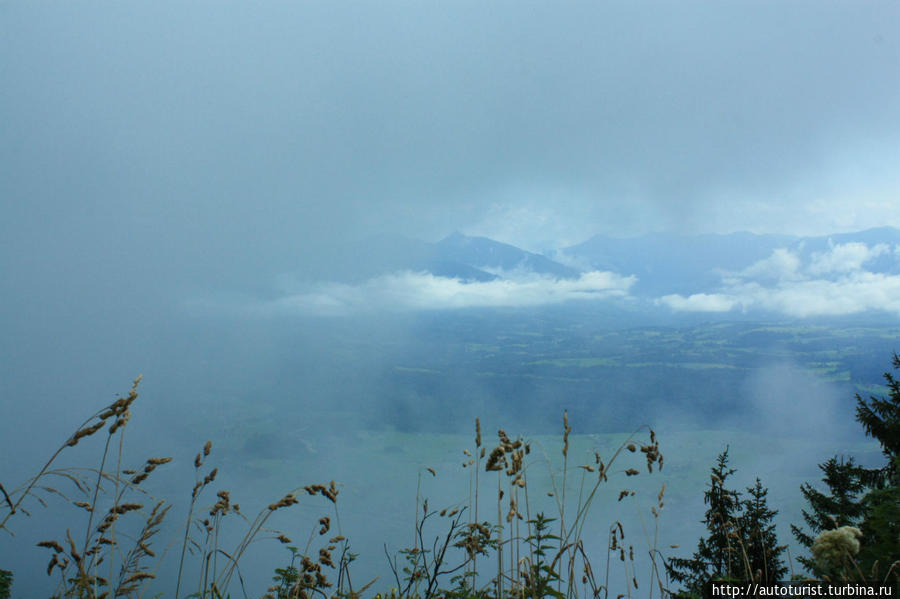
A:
3,1,899,595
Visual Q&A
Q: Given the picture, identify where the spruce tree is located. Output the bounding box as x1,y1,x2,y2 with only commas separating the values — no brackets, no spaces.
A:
790,456,866,575
855,352,900,488
792,353,900,580
740,478,787,583
854,352,900,575
667,448,745,597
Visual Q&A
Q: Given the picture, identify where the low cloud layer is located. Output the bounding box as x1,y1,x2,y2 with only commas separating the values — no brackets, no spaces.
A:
191,241,900,318
260,270,635,315
659,242,900,317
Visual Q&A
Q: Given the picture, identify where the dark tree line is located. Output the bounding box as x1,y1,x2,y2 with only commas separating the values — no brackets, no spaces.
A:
666,448,786,597
667,353,900,595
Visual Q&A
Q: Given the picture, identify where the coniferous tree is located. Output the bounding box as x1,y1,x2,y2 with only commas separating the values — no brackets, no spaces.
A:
854,353,900,575
793,353,900,580
667,448,745,597
741,478,787,583
790,456,866,575
855,352,900,488
0,569,11,599
857,482,900,577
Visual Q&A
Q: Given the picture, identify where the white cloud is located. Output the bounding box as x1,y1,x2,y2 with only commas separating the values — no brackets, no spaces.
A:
745,272,900,317
658,293,737,313
661,242,900,317
736,248,803,282
262,270,636,315
807,242,889,276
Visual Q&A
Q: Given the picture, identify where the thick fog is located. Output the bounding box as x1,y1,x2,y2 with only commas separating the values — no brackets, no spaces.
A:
2,1,898,597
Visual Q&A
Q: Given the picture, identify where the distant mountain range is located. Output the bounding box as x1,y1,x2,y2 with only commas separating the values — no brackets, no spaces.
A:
314,231,580,284
308,227,900,298
562,227,900,296
435,232,580,279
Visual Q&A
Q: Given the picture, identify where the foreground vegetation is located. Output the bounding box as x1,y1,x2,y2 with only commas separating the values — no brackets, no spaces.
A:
1,354,898,598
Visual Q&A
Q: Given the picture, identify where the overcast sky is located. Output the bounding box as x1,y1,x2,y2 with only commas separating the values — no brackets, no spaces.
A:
2,0,899,296
1,7,896,591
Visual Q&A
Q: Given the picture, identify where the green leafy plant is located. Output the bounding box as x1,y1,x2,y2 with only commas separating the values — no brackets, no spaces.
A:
520,513,564,599
0,569,12,599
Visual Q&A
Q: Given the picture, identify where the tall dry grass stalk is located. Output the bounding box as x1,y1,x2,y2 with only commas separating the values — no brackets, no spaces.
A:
1,376,143,538
0,378,354,599
3,377,672,598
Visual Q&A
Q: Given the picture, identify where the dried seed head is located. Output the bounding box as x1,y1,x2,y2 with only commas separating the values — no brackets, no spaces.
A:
66,530,82,564
37,540,65,553
113,503,143,514
498,429,510,445
203,441,212,456
562,411,572,456
319,547,335,568
122,572,155,584
68,421,107,446
485,447,506,471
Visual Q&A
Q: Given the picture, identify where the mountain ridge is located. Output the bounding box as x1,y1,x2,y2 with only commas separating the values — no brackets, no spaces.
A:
301,227,900,301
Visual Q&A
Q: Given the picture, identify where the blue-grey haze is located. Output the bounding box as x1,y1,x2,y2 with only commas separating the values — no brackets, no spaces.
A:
2,1,899,596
